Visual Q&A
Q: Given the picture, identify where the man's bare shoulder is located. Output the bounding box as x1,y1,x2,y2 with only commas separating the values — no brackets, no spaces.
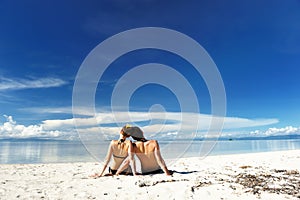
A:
147,140,158,145
142,140,158,150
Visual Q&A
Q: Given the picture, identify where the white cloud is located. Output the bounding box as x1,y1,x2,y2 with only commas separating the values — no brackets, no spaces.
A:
250,126,300,137
0,115,75,140
0,77,67,91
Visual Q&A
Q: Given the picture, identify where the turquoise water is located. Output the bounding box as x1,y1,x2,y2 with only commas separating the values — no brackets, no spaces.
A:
0,139,300,164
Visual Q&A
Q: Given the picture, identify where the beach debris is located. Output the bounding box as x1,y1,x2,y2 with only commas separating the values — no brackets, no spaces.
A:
239,165,252,169
136,179,189,187
191,180,212,192
233,168,300,198
136,180,152,187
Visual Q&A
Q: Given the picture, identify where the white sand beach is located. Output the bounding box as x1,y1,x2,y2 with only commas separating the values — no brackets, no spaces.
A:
1,150,300,200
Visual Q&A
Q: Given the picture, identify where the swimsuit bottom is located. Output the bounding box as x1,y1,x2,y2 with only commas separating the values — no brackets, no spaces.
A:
109,167,132,175
109,167,118,175
142,169,164,175
108,167,164,175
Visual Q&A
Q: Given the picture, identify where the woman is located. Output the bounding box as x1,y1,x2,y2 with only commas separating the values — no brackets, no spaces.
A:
116,125,171,176
92,129,136,177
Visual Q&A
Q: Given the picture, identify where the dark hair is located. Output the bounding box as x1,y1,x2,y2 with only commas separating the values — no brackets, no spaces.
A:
131,136,147,142
118,138,125,144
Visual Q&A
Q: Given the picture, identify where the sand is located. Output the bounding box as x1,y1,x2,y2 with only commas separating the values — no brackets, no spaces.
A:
1,150,300,200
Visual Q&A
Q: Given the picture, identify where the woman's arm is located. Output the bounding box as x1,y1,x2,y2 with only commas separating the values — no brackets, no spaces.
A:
95,141,113,177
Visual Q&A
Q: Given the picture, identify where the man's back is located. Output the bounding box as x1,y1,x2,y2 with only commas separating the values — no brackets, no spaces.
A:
133,140,165,173
134,140,158,153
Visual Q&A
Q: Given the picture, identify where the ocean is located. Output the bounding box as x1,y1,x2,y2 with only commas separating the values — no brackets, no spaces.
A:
0,139,300,164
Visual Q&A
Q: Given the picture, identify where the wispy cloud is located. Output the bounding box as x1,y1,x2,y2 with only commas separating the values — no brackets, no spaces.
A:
40,112,279,139
19,107,280,130
19,107,74,115
40,111,278,130
19,106,102,117
0,77,68,91
0,112,283,140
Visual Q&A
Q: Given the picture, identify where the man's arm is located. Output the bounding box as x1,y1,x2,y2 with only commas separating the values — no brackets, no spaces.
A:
153,140,171,176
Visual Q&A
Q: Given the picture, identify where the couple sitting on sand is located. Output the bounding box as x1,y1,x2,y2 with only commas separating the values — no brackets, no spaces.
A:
93,125,171,177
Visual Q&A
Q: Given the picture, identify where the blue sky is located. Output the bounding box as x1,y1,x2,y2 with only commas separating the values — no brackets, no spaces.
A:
0,0,300,139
